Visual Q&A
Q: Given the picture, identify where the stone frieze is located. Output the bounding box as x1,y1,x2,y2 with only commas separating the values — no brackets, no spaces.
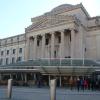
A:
25,15,75,33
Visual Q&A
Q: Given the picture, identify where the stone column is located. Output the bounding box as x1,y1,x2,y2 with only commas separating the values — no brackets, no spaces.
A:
33,36,37,59
25,37,30,61
51,33,55,58
29,38,34,60
41,34,45,58
60,30,65,58
71,29,75,58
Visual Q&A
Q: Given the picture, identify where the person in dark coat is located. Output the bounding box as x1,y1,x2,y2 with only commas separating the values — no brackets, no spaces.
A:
80,78,84,91
91,78,95,91
77,78,80,91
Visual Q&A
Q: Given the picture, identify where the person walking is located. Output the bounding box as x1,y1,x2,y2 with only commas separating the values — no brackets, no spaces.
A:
84,79,88,90
80,78,84,91
69,77,73,90
77,78,80,91
91,78,95,91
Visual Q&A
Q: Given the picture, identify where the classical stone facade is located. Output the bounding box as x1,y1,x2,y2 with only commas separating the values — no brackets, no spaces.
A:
0,34,25,65
0,3,100,86
1,3,100,65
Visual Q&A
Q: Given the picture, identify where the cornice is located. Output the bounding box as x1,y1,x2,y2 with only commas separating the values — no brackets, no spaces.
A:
0,33,25,40
0,40,25,48
79,3,90,17
31,3,90,23
87,26,100,31
88,16,100,20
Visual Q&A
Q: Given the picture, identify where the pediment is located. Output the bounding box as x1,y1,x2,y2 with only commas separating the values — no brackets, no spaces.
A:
25,15,74,33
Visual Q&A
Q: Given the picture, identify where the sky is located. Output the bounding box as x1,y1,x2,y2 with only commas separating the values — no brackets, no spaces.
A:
0,0,100,39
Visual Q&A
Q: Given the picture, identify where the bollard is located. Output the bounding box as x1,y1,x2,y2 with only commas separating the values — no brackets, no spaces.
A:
50,79,56,100
7,79,13,99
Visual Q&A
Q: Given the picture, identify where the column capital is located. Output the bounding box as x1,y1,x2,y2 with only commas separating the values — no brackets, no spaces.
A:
42,34,45,36
29,36,34,40
70,28,78,33
59,30,65,33
33,35,37,38
60,29,65,58
50,32,55,37
50,31,55,35
70,27,75,30
70,28,75,33
51,32,55,37
59,29,71,33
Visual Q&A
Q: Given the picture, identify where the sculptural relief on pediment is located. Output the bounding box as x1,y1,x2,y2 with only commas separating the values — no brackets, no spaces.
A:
25,15,75,33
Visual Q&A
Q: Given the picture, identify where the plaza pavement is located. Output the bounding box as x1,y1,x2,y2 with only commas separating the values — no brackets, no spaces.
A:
0,86,100,100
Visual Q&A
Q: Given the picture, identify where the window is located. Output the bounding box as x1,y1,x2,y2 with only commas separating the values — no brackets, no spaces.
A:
12,57,15,63
13,49,16,54
1,51,4,56
54,51,56,58
11,38,13,42
6,58,9,64
17,37,19,41
70,34,71,42
0,58,3,65
85,48,87,52
45,38,49,45
37,40,40,46
58,36,61,43
19,48,22,53
7,50,9,55
17,57,22,62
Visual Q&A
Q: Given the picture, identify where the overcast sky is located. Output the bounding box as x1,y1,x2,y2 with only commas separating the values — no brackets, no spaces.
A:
0,0,100,39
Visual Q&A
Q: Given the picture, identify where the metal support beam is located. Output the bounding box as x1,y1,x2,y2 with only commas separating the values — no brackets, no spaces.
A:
49,75,51,86
24,73,27,83
59,76,62,87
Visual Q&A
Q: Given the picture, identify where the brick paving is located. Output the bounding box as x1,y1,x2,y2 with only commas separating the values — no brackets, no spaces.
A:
0,86,100,100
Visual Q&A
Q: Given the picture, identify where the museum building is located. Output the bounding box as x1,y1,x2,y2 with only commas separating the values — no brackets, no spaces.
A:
0,3,100,86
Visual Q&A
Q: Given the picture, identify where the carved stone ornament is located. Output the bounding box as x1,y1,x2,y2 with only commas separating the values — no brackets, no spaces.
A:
25,4,82,33
25,15,74,33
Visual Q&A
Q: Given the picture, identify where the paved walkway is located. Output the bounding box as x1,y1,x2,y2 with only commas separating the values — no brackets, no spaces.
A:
0,86,100,100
